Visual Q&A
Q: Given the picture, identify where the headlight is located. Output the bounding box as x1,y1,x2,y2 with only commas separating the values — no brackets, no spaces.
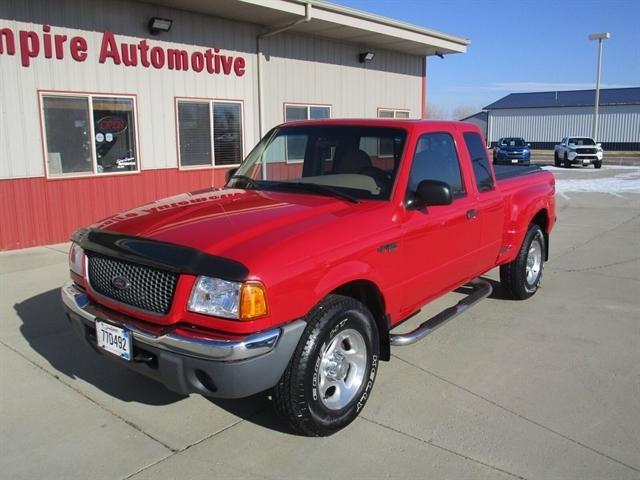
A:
68,243,84,276
188,276,268,320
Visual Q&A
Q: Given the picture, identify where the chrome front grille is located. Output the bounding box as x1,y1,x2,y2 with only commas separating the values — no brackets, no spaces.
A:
87,253,178,314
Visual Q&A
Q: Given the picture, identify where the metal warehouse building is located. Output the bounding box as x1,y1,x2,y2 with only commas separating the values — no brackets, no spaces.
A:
485,87,640,150
0,0,468,250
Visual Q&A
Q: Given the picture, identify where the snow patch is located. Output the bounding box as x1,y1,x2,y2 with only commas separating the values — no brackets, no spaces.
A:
551,167,640,198
542,165,640,173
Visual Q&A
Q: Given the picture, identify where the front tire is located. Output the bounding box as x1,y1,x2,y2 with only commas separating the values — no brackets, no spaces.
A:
274,295,379,436
563,153,571,168
500,224,545,300
594,161,602,169
554,151,561,167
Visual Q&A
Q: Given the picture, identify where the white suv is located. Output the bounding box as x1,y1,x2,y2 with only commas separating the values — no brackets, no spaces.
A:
554,137,603,168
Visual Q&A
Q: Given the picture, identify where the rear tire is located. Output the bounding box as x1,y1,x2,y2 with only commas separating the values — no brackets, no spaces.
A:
274,295,379,436
500,224,545,300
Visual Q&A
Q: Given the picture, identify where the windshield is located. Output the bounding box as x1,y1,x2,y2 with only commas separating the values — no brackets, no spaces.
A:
569,138,595,146
501,138,526,147
228,125,407,201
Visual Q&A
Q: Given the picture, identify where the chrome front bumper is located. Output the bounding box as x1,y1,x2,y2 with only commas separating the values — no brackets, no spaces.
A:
61,281,287,362
61,281,307,398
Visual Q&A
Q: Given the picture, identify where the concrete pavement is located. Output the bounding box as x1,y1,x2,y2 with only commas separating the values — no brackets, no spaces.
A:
1,166,639,479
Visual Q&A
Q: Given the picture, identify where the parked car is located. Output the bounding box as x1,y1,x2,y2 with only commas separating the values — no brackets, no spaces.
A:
554,136,603,168
493,137,531,165
62,119,556,436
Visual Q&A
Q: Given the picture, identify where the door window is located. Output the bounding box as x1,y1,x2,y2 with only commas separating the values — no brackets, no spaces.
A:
408,133,465,198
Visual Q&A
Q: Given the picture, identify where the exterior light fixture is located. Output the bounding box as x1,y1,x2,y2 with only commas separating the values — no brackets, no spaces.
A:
588,32,611,141
358,51,375,63
148,17,173,35
435,51,444,59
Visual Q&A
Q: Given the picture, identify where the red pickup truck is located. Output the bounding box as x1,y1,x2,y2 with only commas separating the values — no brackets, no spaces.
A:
62,119,555,436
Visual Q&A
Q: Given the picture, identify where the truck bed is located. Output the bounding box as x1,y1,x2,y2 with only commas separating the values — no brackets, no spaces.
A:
493,164,543,181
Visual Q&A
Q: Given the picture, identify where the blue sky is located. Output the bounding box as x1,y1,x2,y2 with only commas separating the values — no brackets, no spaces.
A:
339,0,640,117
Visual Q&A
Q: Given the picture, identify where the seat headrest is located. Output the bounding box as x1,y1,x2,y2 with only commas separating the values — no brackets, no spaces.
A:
335,149,372,174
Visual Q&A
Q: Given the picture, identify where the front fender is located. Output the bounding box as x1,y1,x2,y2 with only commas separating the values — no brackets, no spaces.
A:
313,260,384,301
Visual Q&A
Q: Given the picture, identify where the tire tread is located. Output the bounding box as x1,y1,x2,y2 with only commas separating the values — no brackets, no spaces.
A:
500,224,545,300
274,294,375,436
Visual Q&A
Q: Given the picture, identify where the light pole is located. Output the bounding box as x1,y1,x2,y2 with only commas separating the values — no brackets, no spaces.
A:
588,32,610,141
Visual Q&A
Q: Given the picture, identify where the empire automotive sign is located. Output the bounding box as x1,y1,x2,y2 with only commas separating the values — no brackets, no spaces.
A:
0,24,247,76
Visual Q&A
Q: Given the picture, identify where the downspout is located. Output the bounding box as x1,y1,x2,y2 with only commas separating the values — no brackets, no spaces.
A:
257,1,312,138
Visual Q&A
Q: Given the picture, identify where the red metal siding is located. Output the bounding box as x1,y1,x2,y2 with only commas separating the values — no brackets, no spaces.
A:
0,168,228,250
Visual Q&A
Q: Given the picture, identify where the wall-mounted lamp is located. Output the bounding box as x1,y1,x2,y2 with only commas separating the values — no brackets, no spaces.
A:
358,51,375,63
435,51,444,59
148,17,173,35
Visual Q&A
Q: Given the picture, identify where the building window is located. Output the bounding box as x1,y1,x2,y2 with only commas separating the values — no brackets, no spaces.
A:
376,109,410,156
41,93,139,177
176,99,243,167
283,104,331,162
177,102,211,167
284,104,331,122
213,102,243,166
378,108,410,119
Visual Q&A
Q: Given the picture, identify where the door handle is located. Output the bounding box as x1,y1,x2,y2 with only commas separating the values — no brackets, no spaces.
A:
466,209,477,220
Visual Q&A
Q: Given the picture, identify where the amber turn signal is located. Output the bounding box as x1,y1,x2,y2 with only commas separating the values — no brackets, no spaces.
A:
239,282,268,320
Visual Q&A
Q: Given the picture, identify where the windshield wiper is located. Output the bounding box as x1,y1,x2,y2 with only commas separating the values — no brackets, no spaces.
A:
230,174,261,189
268,181,360,204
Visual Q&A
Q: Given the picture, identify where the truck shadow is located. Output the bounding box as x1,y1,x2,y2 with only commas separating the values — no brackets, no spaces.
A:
454,276,513,301
14,288,292,433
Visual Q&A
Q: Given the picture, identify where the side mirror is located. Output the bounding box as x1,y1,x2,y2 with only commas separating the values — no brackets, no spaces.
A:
408,180,453,210
526,143,531,148
596,143,602,148
225,167,238,184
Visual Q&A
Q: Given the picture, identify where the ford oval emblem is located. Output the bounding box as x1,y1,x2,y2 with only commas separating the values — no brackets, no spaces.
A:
111,276,131,290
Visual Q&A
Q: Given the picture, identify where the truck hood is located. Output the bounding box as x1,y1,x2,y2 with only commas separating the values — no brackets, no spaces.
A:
92,187,370,260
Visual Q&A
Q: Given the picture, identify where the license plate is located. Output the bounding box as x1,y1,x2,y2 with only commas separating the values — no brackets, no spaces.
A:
583,160,590,165
512,159,518,163
96,320,132,361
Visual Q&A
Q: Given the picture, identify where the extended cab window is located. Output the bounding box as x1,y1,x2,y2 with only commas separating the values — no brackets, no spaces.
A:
408,133,465,198
464,132,494,192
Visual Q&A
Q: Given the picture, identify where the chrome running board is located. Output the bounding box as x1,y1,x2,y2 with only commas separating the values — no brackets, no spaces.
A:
389,278,492,347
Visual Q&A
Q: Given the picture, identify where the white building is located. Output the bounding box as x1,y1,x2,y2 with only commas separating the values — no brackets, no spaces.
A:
485,87,640,150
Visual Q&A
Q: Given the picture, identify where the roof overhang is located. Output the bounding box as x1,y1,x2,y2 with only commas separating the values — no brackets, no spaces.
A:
134,0,469,56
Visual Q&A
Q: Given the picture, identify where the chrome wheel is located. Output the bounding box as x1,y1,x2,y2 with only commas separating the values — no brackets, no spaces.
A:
317,328,367,410
525,233,543,289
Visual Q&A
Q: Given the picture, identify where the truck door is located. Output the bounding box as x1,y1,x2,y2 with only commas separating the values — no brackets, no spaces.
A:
461,131,503,272
400,132,482,313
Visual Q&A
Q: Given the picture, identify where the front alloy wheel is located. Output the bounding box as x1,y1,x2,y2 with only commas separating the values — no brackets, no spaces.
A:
317,328,368,410
274,295,379,436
